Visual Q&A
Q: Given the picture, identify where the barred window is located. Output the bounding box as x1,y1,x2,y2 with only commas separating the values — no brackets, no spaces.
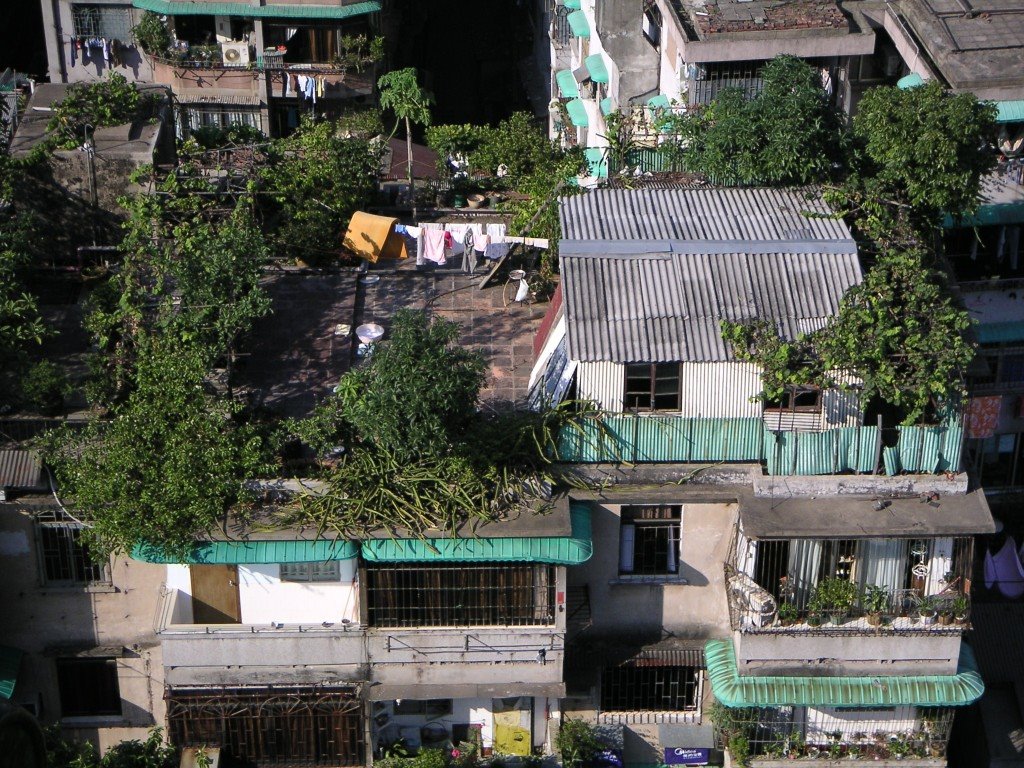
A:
72,4,133,40
36,513,109,585
620,505,681,575
181,105,262,135
280,562,341,582
601,664,699,711
57,658,122,717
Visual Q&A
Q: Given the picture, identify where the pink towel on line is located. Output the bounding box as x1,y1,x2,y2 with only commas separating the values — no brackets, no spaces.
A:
422,229,447,265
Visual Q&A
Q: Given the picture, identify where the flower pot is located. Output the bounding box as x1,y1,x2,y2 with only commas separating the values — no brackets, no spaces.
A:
453,194,467,208
867,612,882,626
807,613,823,627
829,611,847,626
467,193,486,209
920,611,937,626
939,612,955,626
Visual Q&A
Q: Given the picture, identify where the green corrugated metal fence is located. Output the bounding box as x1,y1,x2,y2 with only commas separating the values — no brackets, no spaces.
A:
559,416,963,477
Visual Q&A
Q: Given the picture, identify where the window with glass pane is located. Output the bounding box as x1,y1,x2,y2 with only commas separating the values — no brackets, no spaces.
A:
279,562,341,582
37,515,108,585
620,506,681,575
624,363,679,411
57,658,121,717
71,4,132,39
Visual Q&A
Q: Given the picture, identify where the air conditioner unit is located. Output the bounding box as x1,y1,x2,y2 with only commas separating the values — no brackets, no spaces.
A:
220,42,252,66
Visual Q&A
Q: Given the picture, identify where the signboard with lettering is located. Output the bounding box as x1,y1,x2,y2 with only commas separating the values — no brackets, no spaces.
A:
663,747,710,766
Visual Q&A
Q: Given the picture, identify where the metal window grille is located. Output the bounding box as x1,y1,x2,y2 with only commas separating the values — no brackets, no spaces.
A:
166,687,364,766
552,5,572,48
601,664,698,712
364,563,556,627
56,658,121,717
36,513,108,585
714,705,954,760
181,105,262,134
71,5,133,40
624,363,680,411
621,506,681,575
280,562,341,582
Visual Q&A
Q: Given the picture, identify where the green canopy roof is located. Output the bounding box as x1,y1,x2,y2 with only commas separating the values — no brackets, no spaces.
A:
584,54,609,84
566,98,589,127
996,101,1024,123
564,0,582,8
557,69,580,99
897,72,924,90
705,639,984,708
944,202,1024,228
648,94,671,110
974,321,1024,344
585,147,608,179
132,539,359,565
132,0,381,18
361,504,592,564
600,97,614,116
0,646,22,699
567,10,591,37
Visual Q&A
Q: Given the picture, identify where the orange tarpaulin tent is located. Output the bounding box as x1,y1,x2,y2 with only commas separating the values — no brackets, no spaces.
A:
342,211,408,263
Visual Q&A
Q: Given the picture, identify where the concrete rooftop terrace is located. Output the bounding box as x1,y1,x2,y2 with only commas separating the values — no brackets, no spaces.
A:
682,0,849,38
237,266,547,418
900,0,1024,100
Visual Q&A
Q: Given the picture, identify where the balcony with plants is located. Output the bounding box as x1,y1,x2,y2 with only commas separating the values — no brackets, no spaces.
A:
726,535,974,635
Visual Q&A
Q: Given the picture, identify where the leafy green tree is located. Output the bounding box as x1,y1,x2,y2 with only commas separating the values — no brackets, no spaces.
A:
658,56,840,185
0,210,47,407
131,11,171,56
817,248,974,424
377,68,432,217
46,73,157,150
837,81,997,236
47,338,271,557
45,725,177,768
259,117,381,264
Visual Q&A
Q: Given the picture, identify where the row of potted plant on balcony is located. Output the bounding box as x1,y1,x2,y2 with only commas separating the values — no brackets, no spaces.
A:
750,729,946,761
776,578,970,628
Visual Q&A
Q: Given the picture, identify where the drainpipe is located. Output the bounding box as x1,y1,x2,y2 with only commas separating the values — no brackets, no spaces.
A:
48,0,69,83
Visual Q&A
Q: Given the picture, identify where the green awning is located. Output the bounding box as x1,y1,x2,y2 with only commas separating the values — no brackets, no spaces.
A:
132,0,381,18
584,54,609,84
944,202,1024,228
132,539,359,565
648,94,671,110
564,0,582,8
585,147,608,179
974,321,1024,344
705,639,984,708
566,98,589,127
600,97,614,116
556,69,580,99
897,72,924,90
0,646,22,700
567,10,591,37
996,101,1024,123
361,504,592,564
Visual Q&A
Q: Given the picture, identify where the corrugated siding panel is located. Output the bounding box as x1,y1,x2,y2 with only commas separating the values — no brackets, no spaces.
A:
577,361,624,411
133,0,381,18
892,424,963,474
559,188,852,243
762,410,823,432
0,450,43,489
679,363,761,417
848,426,880,472
559,416,764,463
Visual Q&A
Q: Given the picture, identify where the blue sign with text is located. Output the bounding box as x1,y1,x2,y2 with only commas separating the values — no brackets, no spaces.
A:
663,747,710,766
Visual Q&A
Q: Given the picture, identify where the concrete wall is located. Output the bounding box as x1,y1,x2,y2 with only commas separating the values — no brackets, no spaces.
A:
0,501,165,752
594,0,659,103
570,500,735,638
166,562,360,625
734,630,963,676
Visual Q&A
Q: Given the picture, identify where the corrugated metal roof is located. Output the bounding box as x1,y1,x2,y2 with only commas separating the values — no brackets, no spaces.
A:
705,639,985,708
177,94,261,106
361,504,592,564
0,450,43,489
132,539,358,564
132,0,381,18
559,188,852,249
562,250,861,362
0,646,22,699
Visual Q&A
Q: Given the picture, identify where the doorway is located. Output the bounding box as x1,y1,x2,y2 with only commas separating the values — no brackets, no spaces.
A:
190,564,241,623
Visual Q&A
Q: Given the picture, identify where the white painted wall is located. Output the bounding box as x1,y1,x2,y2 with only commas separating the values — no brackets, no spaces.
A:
804,706,918,744
166,561,359,625
372,697,495,750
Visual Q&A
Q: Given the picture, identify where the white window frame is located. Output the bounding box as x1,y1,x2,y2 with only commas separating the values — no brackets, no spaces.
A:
35,512,111,587
619,505,682,576
280,561,341,582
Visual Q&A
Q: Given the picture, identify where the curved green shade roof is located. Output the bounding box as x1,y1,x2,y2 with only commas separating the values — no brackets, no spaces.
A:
997,101,1024,123
600,97,614,116
566,99,589,127
361,504,592,564
132,0,381,18
557,69,580,98
705,639,984,708
648,94,671,110
567,10,591,37
585,147,608,179
584,54,609,84
897,72,924,90
132,539,359,565
0,646,22,700
564,0,582,8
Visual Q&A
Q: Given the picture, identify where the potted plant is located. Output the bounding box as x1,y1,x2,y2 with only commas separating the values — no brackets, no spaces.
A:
952,593,970,624
812,577,858,625
918,596,938,626
778,601,798,626
939,605,955,625
806,608,823,627
862,584,888,626
888,733,910,760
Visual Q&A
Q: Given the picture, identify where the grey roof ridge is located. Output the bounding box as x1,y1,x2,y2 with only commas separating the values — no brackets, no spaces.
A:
560,239,859,256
